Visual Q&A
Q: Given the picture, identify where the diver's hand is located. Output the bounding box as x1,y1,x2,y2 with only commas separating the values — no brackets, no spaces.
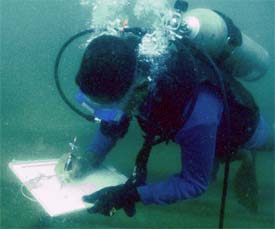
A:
82,182,140,217
55,152,100,182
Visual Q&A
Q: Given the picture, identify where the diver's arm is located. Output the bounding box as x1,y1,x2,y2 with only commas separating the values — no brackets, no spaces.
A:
85,115,131,166
56,117,130,180
85,127,117,166
137,87,224,204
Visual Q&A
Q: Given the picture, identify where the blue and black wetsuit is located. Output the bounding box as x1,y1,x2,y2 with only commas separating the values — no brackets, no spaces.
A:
86,86,267,205
85,35,268,205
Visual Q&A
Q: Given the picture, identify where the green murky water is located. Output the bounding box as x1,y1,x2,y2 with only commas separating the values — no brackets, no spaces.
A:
1,0,274,228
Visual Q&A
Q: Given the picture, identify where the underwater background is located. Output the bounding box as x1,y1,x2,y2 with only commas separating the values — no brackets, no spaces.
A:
1,0,274,228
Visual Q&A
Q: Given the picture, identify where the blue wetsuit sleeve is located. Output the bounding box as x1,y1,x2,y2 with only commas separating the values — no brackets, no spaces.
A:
137,88,223,205
86,115,131,163
86,127,117,160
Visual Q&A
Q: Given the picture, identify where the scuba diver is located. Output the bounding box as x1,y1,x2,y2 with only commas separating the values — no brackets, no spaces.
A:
55,0,270,220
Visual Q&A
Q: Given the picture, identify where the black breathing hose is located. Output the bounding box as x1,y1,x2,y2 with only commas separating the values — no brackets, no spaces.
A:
54,27,147,122
201,51,232,229
54,28,97,122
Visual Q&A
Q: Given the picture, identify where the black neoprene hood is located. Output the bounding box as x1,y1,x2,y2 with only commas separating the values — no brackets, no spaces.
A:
76,35,137,104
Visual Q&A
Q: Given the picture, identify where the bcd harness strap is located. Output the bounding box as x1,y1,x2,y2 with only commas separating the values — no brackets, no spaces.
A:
129,84,199,186
129,43,231,229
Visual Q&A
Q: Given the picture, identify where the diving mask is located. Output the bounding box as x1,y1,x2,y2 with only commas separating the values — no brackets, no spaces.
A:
76,90,125,123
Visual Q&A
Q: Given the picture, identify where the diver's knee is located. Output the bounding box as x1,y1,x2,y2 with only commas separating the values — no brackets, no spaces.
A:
243,115,270,150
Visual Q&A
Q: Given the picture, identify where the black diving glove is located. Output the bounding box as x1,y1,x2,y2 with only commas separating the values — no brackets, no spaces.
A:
82,182,140,217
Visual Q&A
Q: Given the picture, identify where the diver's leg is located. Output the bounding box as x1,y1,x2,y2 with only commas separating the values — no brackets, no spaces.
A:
233,149,258,213
233,115,269,213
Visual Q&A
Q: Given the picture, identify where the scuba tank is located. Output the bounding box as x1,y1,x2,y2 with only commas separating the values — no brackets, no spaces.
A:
167,7,270,81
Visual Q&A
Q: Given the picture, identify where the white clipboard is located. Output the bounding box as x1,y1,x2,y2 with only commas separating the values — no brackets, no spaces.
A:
9,159,127,217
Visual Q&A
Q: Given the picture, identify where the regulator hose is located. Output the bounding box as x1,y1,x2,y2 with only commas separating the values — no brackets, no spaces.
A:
54,27,148,122
54,28,97,122
201,50,232,229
